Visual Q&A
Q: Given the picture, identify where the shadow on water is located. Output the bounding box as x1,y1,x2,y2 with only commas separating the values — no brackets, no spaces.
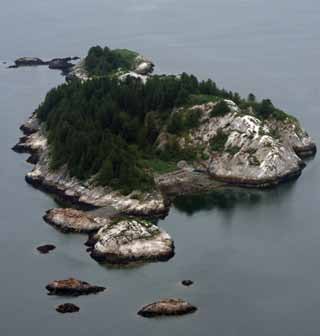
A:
173,180,298,216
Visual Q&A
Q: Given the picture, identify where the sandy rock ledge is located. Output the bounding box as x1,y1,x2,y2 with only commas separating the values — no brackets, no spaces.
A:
44,208,111,233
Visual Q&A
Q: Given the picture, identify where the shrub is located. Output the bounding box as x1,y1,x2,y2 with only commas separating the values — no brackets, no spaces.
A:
210,130,229,152
210,100,230,118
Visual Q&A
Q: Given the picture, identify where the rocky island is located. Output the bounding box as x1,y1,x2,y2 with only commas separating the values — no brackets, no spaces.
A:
13,45,316,266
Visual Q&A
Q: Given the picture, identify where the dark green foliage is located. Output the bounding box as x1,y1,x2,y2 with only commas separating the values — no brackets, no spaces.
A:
248,93,256,102
167,108,201,134
185,109,201,129
210,130,229,152
85,46,138,76
256,99,274,119
226,145,241,156
210,100,230,118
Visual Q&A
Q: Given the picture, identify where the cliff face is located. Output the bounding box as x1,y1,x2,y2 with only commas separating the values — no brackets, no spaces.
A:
158,100,315,187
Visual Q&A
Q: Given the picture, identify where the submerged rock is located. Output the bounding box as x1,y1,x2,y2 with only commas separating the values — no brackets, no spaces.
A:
90,218,174,264
181,280,194,287
44,208,110,233
56,303,80,314
46,278,105,296
37,244,56,254
138,298,197,317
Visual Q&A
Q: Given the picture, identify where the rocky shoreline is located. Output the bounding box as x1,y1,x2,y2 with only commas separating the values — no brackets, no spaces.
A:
13,100,317,219
11,53,317,269
8,56,80,74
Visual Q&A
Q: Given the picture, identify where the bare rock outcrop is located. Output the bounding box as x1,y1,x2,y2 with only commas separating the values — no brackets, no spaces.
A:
89,218,174,264
138,298,197,317
46,278,105,296
158,100,316,188
44,208,111,233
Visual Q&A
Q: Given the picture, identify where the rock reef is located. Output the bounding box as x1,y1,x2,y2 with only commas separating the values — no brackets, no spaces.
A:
9,56,79,73
56,303,80,314
138,298,197,317
46,278,105,296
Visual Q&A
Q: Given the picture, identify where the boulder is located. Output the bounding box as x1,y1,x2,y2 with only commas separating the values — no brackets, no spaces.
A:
37,244,56,254
138,298,197,317
90,218,174,264
46,278,105,296
56,303,80,314
43,208,110,233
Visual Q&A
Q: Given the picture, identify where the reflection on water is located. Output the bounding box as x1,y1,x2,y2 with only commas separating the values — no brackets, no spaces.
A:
173,181,297,215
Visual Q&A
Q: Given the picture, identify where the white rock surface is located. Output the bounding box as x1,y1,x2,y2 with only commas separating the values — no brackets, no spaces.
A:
91,218,174,264
169,100,315,186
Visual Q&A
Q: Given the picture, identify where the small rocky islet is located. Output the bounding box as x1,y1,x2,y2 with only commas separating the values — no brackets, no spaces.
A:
37,244,56,254
12,44,316,316
56,303,80,314
46,278,105,296
138,298,197,317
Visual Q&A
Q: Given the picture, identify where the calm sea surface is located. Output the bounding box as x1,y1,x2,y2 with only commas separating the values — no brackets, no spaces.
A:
1,0,320,335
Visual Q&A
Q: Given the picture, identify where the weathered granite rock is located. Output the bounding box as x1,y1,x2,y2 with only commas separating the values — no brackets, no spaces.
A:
90,218,174,264
56,303,80,314
44,208,110,233
12,132,46,154
134,56,154,75
46,278,105,296
158,100,316,188
138,298,197,317
37,244,56,254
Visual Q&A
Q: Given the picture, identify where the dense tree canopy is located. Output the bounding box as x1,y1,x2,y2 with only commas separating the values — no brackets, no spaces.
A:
36,46,290,193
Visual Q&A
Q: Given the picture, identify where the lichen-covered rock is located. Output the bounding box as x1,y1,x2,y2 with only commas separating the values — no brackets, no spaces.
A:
90,218,174,264
44,208,110,233
138,298,197,317
46,278,105,296
56,303,80,314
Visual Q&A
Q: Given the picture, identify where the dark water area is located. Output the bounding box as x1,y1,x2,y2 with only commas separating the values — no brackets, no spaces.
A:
1,0,320,335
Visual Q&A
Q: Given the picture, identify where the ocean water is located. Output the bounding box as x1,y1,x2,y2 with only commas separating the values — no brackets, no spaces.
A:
0,0,320,335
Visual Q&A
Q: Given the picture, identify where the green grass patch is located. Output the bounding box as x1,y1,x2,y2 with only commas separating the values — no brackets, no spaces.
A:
143,159,178,174
184,94,219,107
